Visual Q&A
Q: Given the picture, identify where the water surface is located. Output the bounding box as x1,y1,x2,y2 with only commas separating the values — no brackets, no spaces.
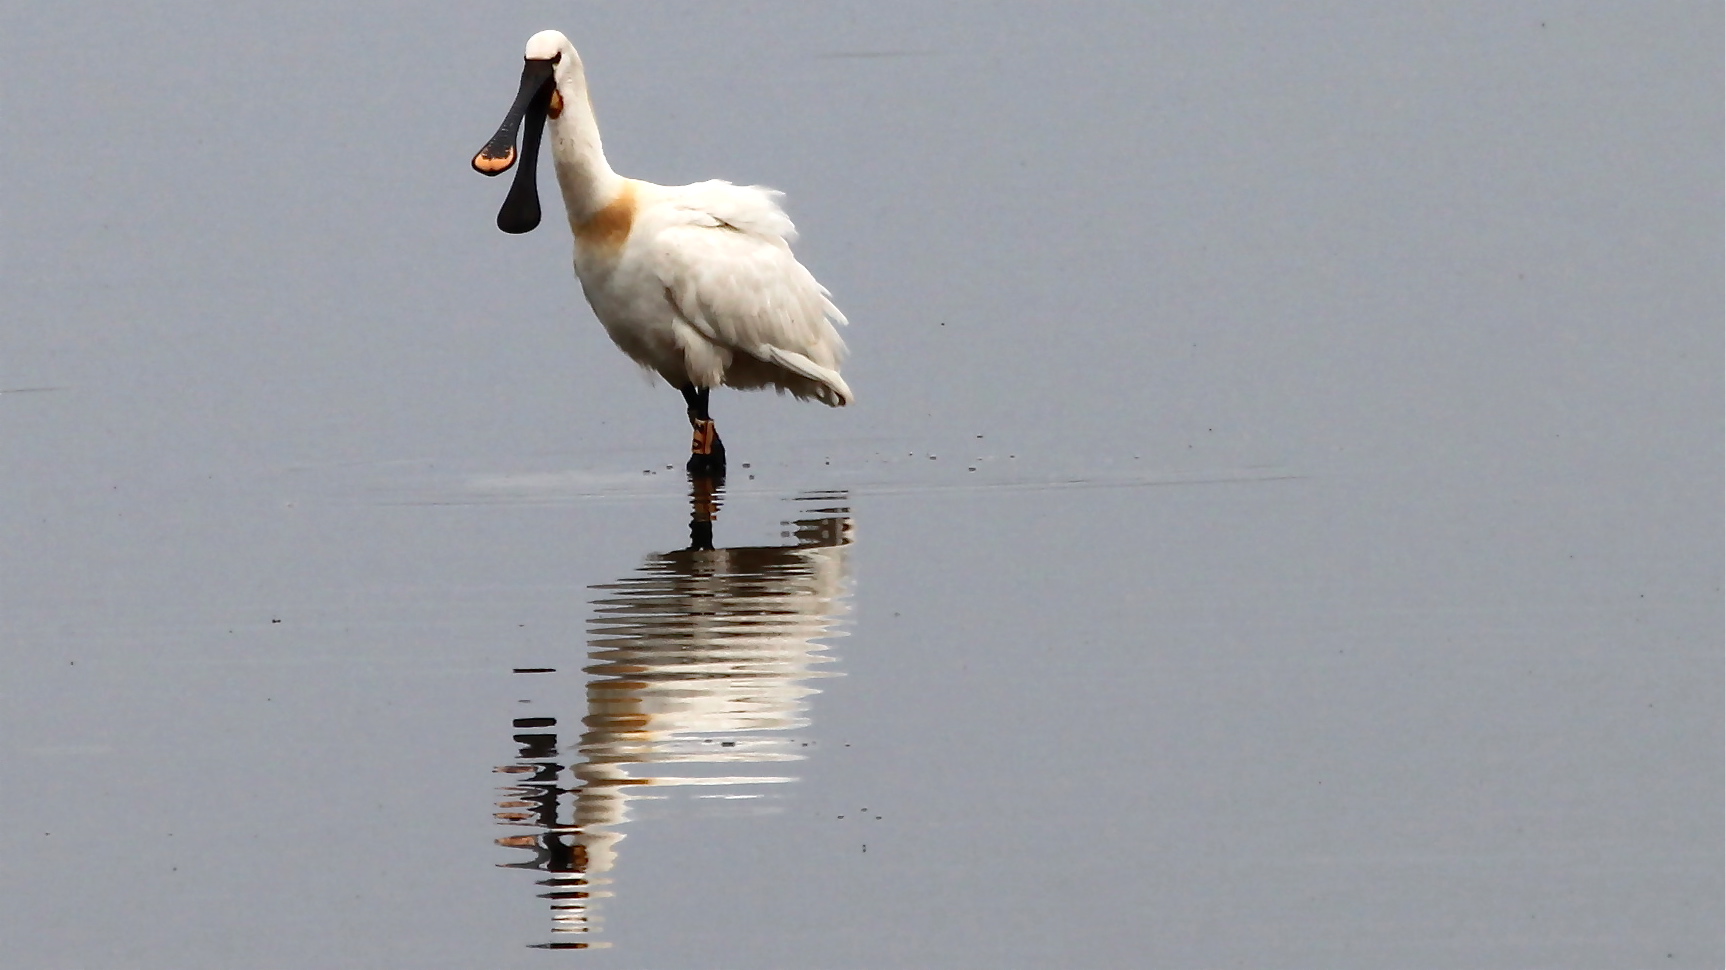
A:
1,3,1718,968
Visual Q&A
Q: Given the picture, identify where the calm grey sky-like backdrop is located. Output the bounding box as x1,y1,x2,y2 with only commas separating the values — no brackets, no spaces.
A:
3,3,1720,968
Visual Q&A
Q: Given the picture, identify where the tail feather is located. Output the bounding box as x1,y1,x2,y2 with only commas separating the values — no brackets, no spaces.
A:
761,346,853,407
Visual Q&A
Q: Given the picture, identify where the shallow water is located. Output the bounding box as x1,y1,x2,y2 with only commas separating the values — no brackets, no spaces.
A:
497,486,853,944
3,3,1720,968
3,448,1715,967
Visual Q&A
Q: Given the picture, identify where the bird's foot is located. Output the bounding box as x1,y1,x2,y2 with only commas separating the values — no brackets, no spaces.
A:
686,451,726,477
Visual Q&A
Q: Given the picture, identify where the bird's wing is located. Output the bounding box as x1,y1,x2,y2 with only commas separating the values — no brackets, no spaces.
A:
645,182,851,403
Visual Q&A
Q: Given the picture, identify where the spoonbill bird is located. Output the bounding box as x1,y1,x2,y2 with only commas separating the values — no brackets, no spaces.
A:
473,30,852,475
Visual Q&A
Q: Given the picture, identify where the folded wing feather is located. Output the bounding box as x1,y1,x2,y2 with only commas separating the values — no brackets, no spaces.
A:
647,182,851,405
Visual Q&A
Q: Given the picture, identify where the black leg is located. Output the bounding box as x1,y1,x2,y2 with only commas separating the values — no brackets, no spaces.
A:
679,383,709,420
679,384,726,476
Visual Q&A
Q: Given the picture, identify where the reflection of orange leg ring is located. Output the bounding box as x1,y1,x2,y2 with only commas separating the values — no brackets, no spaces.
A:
691,474,719,522
691,419,718,456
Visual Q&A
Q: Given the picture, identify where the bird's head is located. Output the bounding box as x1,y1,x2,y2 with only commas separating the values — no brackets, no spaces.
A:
472,30,579,234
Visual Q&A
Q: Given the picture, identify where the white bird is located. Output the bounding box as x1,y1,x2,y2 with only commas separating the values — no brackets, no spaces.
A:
473,29,851,475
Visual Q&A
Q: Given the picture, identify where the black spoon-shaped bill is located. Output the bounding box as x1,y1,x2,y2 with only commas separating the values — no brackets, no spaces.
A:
495,82,551,234
473,58,558,234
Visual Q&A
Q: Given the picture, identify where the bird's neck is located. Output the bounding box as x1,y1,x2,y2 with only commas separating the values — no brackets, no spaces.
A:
546,80,626,228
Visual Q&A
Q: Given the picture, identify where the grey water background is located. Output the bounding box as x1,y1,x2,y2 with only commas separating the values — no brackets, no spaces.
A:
2,2,1720,967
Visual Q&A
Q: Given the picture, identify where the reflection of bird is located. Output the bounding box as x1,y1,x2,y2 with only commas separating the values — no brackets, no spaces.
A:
494,487,854,946
473,29,852,476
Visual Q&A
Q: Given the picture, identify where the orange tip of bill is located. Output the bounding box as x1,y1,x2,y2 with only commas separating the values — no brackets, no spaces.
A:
472,145,516,175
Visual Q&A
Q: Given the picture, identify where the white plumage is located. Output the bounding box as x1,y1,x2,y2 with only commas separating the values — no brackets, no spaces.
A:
475,29,851,460
587,178,852,406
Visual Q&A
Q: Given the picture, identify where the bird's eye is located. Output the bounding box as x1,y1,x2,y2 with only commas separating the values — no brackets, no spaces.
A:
551,52,562,64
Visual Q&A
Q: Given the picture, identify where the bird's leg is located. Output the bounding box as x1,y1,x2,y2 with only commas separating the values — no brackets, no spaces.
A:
680,384,726,476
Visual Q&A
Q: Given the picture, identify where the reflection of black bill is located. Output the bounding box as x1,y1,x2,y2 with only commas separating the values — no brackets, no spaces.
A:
473,58,557,234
